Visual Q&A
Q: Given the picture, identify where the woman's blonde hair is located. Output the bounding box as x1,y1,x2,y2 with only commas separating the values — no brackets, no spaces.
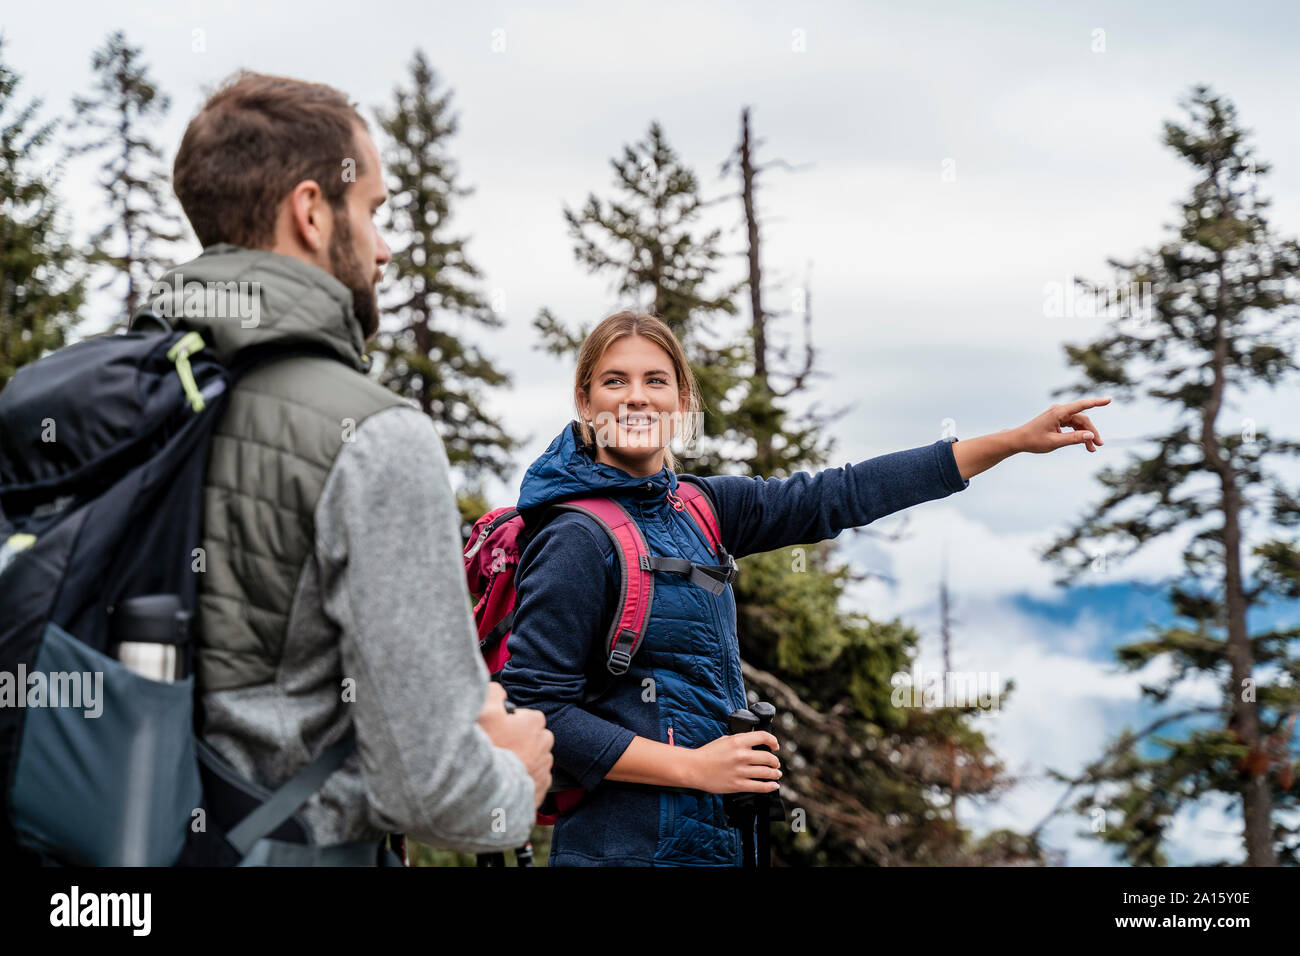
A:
574,311,702,472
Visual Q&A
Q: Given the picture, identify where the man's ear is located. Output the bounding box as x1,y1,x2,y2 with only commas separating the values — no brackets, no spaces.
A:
286,179,329,255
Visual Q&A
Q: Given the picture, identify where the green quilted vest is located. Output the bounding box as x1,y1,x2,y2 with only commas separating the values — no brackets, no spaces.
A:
149,244,408,691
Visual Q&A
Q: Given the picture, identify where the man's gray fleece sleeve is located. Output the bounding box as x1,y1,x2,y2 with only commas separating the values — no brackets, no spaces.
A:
314,405,535,852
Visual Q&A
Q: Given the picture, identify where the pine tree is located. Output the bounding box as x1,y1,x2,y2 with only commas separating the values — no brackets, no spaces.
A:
0,35,85,390
373,50,519,484
533,121,747,475
1042,86,1300,866
70,31,183,325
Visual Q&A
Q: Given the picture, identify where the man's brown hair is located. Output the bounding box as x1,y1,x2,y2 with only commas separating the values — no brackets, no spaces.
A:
173,71,368,249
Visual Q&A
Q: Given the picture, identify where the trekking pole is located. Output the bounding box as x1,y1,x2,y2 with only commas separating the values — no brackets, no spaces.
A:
750,701,787,868
725,709,759,867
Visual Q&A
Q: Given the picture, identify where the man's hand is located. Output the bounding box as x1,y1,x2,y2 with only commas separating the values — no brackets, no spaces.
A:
478,682,554,809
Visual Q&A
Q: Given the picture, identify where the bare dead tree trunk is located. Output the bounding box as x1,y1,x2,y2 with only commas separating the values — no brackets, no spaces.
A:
737,107,773,468
938,542,959,823
740,108,765,379
939,541,952,677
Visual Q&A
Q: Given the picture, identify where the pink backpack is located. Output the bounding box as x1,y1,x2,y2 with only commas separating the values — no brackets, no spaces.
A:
463,478,736,824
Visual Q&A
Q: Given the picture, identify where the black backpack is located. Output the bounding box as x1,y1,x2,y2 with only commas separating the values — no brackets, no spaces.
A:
0,318,399,866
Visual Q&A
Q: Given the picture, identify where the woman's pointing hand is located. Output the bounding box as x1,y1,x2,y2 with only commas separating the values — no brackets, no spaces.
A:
1015,396,1111,454
951,396,1112,481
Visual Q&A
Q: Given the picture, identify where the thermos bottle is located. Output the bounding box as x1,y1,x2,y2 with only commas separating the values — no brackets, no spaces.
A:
108,594,192,681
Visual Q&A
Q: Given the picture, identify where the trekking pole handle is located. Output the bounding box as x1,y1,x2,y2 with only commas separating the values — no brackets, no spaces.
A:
728,709,758,736
751,701,776,752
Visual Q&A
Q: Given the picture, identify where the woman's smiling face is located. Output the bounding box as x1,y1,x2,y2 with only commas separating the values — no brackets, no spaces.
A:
576,334,682,477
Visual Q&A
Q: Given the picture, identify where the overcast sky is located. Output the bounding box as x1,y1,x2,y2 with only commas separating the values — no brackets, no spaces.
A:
7,0,1300,864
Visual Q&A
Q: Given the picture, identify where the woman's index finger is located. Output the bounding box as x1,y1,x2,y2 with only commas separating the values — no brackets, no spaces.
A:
1063,396,1112,415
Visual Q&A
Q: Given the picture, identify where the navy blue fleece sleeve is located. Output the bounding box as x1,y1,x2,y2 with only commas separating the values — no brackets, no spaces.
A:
498,514,637,791
700,437,969,559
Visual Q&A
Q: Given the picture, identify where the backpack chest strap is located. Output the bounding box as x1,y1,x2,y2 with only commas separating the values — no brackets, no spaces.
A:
638,553,739,596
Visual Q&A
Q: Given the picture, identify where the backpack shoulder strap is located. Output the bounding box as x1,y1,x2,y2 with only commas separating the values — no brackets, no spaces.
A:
215,727,358,857
670,476,739,595
548,497,651,677
227,339,354,384
674,476,725,556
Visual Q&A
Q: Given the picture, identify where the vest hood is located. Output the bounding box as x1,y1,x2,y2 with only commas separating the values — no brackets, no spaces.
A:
146,243,369,373
517,420,680,511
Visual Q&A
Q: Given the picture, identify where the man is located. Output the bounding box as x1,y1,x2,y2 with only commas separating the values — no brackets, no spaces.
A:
158,70,549,860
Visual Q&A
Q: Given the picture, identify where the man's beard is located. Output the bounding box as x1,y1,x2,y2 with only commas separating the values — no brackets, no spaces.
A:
328,208,380,340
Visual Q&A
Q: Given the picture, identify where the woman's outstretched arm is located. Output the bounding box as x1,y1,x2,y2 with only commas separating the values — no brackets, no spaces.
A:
699,396,1111,559
700,438,968,560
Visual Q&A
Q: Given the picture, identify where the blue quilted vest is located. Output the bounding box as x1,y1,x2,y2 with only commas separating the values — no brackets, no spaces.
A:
516,422,747,866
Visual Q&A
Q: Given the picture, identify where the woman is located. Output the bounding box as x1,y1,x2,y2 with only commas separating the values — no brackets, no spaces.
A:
500,310,1108,867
